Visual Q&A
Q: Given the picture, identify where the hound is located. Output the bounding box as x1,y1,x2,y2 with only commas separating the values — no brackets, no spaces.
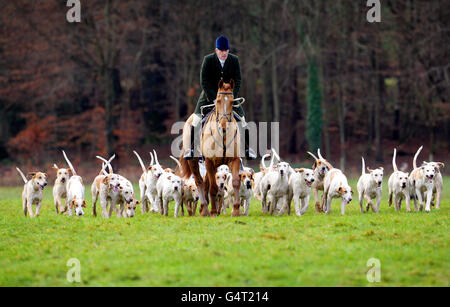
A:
253,153,273,203
116,175,138,218
16,167,48,217
409,146,437,212
229,170,254,216
213,169,230,215
357,157,383,213
121,197,140,218
260,161,290,215
92,155,121,218
199,160,207,178
181,176,200,216
145,150,165,213
271,148,295,179
283,168,315,217
422,161,444,209
133,151,154,214
95,156,136,218
307,149,333,212
62,150,86,217
217,164,231,174
388,149,411,212
52,164,71,214
321,168,353,215
156,172,183,217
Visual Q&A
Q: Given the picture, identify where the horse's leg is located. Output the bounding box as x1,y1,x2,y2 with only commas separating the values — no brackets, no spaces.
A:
230,159,242,217
189,159,210,216
206,159,219,216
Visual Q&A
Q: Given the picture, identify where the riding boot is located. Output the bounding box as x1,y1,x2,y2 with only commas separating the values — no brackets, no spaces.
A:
183,122,204,161
184,125,196,160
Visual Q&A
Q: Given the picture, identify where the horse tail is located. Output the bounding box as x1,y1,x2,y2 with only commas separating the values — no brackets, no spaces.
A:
179,154,193,179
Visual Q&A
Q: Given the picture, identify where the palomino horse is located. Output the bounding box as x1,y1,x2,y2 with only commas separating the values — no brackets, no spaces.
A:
179,80,243,217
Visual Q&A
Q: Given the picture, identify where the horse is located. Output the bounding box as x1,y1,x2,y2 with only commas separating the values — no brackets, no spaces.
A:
179,80,243,217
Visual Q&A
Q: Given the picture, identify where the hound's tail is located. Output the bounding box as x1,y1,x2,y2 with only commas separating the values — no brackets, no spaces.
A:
307,151,319,161
361,157,366,176
170,155,182,175
16,167,28,184
96,155,115,174
99,163,108,176
133,151,147,173
261,153,270,169
317,148,324,160
271,148,281,163
153,149,161,166
392,149,398,172
179,154,193,179
62,150,77,175
413,146,423,170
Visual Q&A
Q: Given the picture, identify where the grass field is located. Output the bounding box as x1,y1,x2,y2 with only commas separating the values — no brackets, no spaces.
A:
0,177,448,287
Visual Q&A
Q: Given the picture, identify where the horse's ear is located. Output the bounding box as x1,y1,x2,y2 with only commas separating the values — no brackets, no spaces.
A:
218,79,224,90
230,79,235,90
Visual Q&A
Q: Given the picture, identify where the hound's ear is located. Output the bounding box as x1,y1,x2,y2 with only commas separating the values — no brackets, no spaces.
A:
43,173,48,178
53,164,59,170
379,167,384,171
218,79,224,89
167,176,172,180
438,162,445,168
312,161,317,170
367,167,374,173
67,168,73,174
27,172,37,179
337,187,344,194
102,176,109,185
230,79,235,90
82,201,87,208
295,168,304,173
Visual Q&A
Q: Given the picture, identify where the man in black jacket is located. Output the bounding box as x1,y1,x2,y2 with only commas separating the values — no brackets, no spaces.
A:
184,35,256,160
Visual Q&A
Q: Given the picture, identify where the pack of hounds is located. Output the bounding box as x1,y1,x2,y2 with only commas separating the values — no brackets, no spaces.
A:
16,146,444,218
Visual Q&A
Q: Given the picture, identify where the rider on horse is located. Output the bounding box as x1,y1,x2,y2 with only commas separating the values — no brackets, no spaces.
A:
183,35,257,161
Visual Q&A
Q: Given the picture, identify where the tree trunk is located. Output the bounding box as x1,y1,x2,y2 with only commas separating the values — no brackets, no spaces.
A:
271,53,280,123
375,50,383,162
103,67,121,158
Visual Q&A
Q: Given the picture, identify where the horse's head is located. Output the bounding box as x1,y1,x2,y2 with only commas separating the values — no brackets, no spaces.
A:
215,79,235,128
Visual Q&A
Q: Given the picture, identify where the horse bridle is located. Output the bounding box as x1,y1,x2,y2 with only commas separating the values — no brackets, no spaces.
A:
215,92,234,123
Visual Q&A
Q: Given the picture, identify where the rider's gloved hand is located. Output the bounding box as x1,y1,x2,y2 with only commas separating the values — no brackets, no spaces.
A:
192,113,202,127
241,116,248,128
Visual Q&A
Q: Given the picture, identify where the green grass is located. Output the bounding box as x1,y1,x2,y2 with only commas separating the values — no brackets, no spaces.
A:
0,177,448,287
